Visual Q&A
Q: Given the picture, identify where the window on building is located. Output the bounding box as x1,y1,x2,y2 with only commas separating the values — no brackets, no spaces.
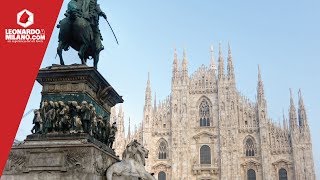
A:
158,171,166,180
245,137,255,157
279,168,288,180
200,145,211,164
158,140,168,159
199,99,210,126
247,169,256,180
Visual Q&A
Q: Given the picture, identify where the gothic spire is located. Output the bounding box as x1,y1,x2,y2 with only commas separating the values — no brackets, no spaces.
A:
134,124,138,134
298,89,308,128
127,117,131,140
257,65,265,104
144,72,152,110
117,104,124,129
282,109,288,131
182,48,188,80
118,104,123,116
289,89,298,131
172,48,179,81
227,43,235,80
210,45,217,74
173,48,178,68
116,105,125,136
147,72,150,87
111,106,116,120
298,89,305,107
218,42,224,80
154,92,157,112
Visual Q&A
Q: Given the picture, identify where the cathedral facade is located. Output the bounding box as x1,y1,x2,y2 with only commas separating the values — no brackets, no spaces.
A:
112,44,316,180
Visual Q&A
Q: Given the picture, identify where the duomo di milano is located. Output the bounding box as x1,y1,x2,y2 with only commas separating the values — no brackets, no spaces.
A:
111,44,316,180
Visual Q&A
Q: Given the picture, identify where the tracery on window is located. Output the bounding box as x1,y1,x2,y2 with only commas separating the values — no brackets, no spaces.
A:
199,99,210,126
245,137,256,157
158,140,168,159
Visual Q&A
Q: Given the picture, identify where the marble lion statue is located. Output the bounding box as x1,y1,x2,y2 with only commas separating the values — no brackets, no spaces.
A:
106,140,155,180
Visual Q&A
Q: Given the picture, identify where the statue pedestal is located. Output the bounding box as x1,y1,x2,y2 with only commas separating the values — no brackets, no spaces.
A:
2,64,124,180
2,134,119,180
36,64,123,118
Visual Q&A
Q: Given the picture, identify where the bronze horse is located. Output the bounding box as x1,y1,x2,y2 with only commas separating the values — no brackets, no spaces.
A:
57,13,100,69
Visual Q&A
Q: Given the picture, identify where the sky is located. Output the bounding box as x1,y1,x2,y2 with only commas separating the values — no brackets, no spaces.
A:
16,0,319,177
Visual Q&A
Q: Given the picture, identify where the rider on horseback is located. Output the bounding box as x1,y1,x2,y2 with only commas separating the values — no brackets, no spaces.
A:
82,0,106,53
65,0,106,53
57,0,114,69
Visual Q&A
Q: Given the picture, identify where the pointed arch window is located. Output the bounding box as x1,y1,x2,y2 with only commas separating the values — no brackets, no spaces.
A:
199,99,210,126
279,168,288,180
200,145,211,164
158,140,168,159
247,169,256,180
158,171,166,180
245,137,255,157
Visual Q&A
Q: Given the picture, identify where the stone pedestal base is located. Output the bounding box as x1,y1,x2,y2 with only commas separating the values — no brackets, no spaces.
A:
2,134,119,180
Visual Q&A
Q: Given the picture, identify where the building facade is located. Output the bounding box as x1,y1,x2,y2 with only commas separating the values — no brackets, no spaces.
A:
113,44,316,180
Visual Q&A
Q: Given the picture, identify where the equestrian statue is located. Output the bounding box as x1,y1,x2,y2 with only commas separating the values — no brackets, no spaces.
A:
56,0,118,69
